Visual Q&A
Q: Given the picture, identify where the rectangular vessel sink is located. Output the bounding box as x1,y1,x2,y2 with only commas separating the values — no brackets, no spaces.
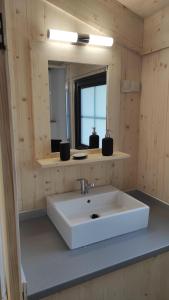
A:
47,186,149,249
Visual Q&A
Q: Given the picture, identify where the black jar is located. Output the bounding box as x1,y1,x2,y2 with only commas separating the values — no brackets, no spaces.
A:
60,142,70,161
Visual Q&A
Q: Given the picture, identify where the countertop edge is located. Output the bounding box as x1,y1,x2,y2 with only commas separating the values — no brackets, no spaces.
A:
28,246,169,300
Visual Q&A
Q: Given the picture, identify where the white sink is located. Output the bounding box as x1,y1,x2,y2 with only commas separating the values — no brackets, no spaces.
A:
47,186,149,249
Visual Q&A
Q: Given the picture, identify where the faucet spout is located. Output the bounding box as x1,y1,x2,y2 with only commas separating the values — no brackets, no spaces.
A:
77,178,95,194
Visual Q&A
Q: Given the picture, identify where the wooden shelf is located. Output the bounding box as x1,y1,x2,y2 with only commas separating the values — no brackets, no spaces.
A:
36,151,130,168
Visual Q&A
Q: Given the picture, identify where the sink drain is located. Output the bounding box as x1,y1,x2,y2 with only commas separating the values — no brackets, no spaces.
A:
90,213,100,219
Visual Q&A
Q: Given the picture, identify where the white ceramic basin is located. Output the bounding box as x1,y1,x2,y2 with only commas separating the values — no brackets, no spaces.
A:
47,186,149,249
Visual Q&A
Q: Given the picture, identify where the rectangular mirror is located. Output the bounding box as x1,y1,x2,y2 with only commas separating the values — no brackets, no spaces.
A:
48,61,108,151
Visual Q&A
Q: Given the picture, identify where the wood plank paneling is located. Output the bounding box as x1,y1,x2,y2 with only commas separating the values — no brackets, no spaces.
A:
5,0,141,211
0,0,22,298
143,4,169,54
117,0,169,18
120,48,141,189
43,251,169,300
138,48,169,202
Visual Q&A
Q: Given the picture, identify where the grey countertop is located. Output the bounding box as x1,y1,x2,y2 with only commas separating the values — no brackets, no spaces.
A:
20,190,169,300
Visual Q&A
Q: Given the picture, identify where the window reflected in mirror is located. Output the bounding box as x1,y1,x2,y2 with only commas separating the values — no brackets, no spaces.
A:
75,72,106,149
48,61,107,152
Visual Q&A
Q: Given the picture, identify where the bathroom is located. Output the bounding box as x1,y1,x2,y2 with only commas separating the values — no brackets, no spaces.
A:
0,0,169,299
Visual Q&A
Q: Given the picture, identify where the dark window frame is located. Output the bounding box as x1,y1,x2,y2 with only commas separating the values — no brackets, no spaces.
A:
74,71,106,149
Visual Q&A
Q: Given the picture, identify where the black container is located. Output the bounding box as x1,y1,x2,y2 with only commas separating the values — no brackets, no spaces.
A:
51,139,62,152
102,130,113,156
60,142,70,161
89,127,99,149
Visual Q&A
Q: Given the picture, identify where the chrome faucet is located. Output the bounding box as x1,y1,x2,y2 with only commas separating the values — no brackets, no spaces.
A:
77,178,95,194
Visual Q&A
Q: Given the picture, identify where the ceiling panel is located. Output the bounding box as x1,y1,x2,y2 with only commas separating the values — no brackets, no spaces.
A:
116,0,169,17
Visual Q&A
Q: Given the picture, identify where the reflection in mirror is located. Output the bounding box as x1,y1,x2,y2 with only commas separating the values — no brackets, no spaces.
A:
48,61,107,152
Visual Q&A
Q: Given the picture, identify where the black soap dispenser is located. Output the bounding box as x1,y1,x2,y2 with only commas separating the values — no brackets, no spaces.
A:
102,129,113,156
89,127,99,149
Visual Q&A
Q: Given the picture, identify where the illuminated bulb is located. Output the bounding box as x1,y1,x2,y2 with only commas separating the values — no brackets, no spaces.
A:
47,29,113,47
89,34,113,47
48,29,78,43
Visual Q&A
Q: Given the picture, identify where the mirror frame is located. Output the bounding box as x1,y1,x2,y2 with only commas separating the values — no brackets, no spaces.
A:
30,40,120,159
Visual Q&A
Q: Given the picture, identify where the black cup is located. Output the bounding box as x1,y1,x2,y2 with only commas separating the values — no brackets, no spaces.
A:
51,139,62,152
60,142,70,161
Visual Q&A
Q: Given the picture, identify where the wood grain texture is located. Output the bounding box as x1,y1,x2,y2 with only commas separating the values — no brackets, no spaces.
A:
46,0,143,53
43,251,169,300
117,0,169,18
138,47,169,203
0,0,22,298
37,152,130,168
120,48,141,190
143,4,169,54
4,0,141,211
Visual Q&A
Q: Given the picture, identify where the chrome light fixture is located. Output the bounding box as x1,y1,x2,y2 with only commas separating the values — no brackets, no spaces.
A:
48,29,113,47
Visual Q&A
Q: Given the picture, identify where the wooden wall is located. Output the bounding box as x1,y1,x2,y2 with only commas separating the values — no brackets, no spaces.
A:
0,1,22,297
116,0,169,18
5,0,142,211
138,4,169,203
143,5,169,54
44,251,169,300
138,48,169,201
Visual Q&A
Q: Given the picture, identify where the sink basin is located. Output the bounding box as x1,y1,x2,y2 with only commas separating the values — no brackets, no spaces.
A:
47,186,149,249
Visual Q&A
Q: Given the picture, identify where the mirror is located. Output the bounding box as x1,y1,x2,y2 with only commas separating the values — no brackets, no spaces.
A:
48,61,108,151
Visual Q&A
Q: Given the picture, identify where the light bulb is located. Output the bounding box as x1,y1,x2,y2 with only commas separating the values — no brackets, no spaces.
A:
48,29,78,43
89,34,113,47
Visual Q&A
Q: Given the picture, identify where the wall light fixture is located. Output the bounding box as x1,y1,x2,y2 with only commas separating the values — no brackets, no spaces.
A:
48,29,113,47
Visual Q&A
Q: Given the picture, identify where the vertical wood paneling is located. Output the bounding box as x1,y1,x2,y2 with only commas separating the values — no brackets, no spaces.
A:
138,48,169,202
0,1,22,298
120,48,142,189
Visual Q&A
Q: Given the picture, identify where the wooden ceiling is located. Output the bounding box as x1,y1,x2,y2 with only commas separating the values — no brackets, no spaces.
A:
117,0,169,17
